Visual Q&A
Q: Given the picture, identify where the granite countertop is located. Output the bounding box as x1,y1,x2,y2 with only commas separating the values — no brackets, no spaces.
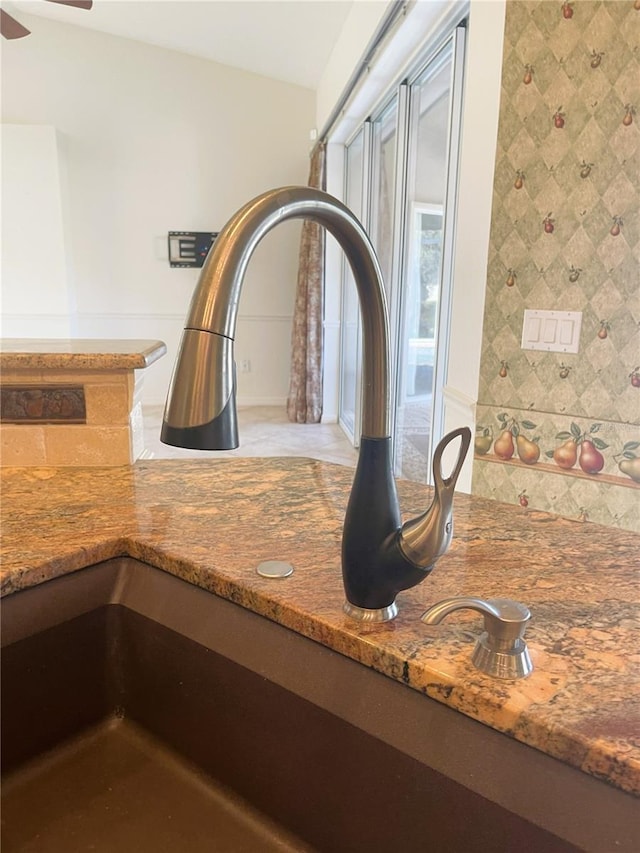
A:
0,338,167,370
1,458,639,797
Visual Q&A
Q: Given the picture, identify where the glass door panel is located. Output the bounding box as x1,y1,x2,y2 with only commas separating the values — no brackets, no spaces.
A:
370,99,398,304
338,129,365,442
395,40,455,483
369,98,400,444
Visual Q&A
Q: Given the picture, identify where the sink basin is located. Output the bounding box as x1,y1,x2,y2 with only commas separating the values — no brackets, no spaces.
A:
1,558,635,852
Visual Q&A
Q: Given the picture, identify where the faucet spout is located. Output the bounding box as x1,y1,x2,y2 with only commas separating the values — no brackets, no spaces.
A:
162,187,390,448
162,186,470,621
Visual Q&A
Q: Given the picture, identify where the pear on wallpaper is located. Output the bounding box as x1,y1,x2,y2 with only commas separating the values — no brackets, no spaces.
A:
516,434,540,465
494,429,515,460
610,216,623,237
553,439,578,470
615,443,640,483
618,458,640,483
579,161,593,178
579,439,605,475
568,266,581,283
559,364,572,379
474,426,493,455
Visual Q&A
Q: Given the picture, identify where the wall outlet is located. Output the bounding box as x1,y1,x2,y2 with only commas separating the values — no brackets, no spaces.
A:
239,359,251,373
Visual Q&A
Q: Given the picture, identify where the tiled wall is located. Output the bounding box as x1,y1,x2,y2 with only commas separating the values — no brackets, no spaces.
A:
472,0,639,532
0,370,143,466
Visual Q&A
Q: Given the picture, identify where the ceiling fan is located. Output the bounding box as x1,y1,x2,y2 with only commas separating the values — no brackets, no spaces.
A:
1,0,93,40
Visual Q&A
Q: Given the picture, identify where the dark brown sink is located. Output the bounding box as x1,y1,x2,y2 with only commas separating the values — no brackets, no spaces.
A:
2,558,636,852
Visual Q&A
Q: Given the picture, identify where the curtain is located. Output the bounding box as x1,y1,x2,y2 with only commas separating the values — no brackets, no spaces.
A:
286,141,327,424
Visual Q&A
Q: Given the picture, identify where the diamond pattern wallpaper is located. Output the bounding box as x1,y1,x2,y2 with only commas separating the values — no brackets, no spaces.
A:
472,0,639,533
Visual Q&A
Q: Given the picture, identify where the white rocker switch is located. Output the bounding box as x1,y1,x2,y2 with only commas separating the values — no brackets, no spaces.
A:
521,310,582,354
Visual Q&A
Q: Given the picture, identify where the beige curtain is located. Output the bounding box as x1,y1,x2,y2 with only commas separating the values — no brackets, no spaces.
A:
286,142,327,424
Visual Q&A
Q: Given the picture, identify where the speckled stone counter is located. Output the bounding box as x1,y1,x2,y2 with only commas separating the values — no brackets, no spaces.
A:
1,458,639,798
0,338,166,370
0,339,166,466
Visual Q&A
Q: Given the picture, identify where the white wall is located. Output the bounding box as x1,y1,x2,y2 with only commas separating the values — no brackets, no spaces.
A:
1,124,76,337
1,14,315,405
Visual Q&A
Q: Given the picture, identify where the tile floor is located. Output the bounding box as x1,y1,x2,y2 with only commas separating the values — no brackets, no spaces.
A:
142,405,358,468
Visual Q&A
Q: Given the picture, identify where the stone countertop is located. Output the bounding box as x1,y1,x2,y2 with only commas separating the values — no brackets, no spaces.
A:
0,338,167,370
1,458,639,797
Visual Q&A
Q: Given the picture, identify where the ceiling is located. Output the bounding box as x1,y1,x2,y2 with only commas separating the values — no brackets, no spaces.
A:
5,0,362,90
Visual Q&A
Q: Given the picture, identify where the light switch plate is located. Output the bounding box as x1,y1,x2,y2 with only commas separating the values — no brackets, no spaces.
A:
521,309,582,353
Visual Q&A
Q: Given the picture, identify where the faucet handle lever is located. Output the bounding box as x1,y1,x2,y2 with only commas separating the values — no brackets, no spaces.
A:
399,427,472,567
431,427,471,493
421,597,533,680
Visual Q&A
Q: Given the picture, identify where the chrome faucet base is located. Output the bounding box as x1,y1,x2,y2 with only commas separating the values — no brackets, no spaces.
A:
472,633,533,680
343,601,398,623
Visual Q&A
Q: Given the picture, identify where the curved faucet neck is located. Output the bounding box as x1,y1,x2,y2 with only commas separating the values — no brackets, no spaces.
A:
186,186,391,439
162,186,472,621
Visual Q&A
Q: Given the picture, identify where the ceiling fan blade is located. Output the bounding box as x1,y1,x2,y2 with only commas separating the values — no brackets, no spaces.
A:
0,8,31,39
44,0,93,9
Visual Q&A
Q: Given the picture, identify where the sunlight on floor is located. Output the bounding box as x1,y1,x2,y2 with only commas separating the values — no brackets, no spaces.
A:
142,406,358,468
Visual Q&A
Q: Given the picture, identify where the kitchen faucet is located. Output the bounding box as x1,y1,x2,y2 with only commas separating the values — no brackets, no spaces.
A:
162,187,470,621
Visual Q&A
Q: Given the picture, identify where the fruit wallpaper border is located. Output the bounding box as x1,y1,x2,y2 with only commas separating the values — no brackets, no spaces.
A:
472,0,640,534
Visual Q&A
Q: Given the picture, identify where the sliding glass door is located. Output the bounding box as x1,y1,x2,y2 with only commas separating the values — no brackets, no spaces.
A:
337,26,466,484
